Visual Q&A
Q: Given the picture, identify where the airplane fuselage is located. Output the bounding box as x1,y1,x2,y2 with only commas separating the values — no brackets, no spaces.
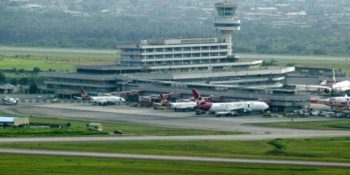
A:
209,101,269,113
332,80,350,94
196,101,269,116
170,101,197,110
91,96,125,105
327,96,350,108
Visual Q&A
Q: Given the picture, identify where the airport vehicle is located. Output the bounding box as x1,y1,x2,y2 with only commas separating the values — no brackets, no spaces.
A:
310,94,350,109
78,88,125,105
158,94,197,111
310,110,320,116
1,97,19,105
193,89,269,116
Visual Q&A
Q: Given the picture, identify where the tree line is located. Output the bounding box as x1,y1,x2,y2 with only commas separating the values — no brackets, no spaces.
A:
0,9,349,56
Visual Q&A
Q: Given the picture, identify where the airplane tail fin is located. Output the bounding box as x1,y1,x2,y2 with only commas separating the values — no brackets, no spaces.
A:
333,69,337,83
159,94,171,106
80,88,91,100
192,89,201,101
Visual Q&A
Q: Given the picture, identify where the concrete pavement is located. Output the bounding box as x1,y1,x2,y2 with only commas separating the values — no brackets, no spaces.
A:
4,104,350,139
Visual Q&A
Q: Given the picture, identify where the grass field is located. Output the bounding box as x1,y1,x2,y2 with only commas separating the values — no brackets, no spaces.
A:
0,49,119,72
1,49,349,73
0,154,349,175
3,137,350,162
275,59,350,74
253,119,350,131
0,116,242,137
239,53,350,74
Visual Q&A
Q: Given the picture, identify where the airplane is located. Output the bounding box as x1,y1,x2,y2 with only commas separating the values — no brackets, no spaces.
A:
100,90,143,97
193,89,269,117
330,81,350,94
293,70,350,95
158,93,197,111
313,69,350,94
1,96,19,105
309,94,350,109
78,88,125,106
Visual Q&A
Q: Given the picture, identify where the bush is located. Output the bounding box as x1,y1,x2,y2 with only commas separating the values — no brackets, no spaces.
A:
0,72,6,83
267,139,286,150
33,67,41,73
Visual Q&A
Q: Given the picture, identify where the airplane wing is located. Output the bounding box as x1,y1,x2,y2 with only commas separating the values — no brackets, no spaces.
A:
227,106,252,113
341,87,350,92
215,111,238,115
73,96,83,100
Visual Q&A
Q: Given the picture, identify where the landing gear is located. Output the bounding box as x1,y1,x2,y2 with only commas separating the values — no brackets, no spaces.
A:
195,110,206,115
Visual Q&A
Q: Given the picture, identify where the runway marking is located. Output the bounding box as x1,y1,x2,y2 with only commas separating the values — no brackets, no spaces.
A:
1,148,350,168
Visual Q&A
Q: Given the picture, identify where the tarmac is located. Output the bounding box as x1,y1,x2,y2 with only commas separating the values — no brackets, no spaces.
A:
2,103,349,137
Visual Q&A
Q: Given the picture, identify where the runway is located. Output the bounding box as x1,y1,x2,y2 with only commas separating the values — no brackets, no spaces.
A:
1,148,350,168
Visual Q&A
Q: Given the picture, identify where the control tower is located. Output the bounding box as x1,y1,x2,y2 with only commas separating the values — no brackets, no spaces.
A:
215,1,241,55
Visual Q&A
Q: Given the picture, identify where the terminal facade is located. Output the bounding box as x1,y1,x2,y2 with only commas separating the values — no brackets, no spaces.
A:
39,1,309,111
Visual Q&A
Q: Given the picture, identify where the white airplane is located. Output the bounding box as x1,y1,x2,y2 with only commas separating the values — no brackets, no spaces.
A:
193,89,269,117
1,96,19,105
158,93,197,111
310,94,350,109
79,88,125,106
101,90,143,97
316,70,350,94
294,70,350,95
331,81,350,94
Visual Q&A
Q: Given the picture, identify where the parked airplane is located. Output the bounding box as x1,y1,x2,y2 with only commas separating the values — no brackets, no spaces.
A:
193,89,269,116
158,93,197,111
1,96,19,105
293,70,350,95
316,70,350,94
330,81,350,94
78,88,125,105
101,90,143,97
310,94,350,109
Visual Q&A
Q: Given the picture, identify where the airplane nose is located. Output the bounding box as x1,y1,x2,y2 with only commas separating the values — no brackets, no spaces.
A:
263,103,269,110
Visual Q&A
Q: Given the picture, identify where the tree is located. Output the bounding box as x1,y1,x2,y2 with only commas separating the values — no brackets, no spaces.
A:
29,83,39,94
255,44,271,53
0,72,6,84
33,67,41,73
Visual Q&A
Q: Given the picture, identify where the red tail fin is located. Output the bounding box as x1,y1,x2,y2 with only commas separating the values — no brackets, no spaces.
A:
192,89,201,101
80,88,91,100
159,94,171,106
160,94,165,100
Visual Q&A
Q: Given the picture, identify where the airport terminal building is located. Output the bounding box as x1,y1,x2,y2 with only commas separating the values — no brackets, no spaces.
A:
39,2,309,111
